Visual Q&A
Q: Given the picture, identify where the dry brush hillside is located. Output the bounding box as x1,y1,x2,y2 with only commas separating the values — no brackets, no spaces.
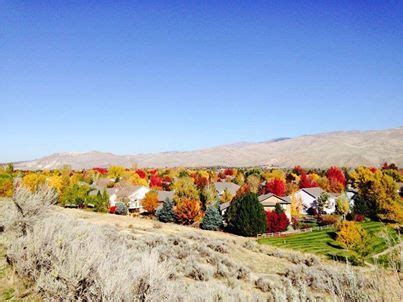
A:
0,188,401,301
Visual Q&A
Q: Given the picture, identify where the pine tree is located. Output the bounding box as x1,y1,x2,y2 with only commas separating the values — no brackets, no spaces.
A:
156,198,175,223
225,193,267,237
201,204,223,230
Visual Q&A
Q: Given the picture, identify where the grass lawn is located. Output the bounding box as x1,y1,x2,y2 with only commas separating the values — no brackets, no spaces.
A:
258,221,399,262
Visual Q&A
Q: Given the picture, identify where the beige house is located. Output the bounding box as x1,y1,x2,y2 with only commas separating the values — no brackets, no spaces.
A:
258,193,292,220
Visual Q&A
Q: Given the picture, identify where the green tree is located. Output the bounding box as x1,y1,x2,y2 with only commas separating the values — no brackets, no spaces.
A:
225,192,267,237
316,192,329,215
156,198,176,223
201,204,223,231
336,193,350,219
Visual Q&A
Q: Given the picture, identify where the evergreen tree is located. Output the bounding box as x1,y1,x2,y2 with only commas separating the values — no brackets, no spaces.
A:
201,203,223,230
156,198,175,223
225,193,267,237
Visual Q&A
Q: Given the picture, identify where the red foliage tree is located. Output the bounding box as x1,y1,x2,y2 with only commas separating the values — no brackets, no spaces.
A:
194,174,209,189
150,174,162,188
224,168,234,176
264,178,286,196
93,167,108,175
136,169,146,179
299,173,318,188
266,210,290,233
293,165,304,176
327,166,346,192
162,175,172,191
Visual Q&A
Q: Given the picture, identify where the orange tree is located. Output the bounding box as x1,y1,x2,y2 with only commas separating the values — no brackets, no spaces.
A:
142,191,159,214
174,199,202,225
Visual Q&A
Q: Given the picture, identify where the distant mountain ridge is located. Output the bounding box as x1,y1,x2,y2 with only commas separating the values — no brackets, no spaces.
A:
13,127,403,170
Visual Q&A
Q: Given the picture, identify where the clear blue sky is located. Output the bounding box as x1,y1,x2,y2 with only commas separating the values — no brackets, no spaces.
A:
1,1,402,162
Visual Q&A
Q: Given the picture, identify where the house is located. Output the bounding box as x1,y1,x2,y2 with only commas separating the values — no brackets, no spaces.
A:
214,182,240,197
258,193,292,219
124,185,150,211
294,187,338,214
219,202,231,216
157,190,174,203
89,184,117,206
155,190,175,210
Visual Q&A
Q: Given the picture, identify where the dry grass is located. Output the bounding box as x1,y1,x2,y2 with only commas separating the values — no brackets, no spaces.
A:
1,187,401,301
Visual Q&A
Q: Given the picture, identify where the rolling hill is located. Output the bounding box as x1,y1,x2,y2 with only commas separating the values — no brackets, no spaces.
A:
13,127,403,170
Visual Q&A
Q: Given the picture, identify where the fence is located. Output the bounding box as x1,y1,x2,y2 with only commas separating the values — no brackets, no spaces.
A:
257,224,334,238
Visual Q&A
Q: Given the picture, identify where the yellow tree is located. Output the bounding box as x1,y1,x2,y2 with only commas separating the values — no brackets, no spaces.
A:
22,173,46,192
290,193,303,218
129,173,148,186
220,188,233,203
47,175,63,194
336,221,371,260
246,175,260,193
350,167,402,223
108,166,125,179
173,177,200,205
263,169,285,182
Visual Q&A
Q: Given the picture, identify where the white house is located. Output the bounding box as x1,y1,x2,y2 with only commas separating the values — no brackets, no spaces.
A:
126,186,151,211
294,187,338,214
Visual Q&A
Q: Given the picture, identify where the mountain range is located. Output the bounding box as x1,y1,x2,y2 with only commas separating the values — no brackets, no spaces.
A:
13,127,403,170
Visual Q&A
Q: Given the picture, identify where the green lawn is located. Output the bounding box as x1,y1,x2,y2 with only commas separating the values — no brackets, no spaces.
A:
258,221,399,262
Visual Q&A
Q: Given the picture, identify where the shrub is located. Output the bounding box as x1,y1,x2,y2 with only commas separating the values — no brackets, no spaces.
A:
317,215,339,226
174,199,202,225
109,206,116,214
226,193,267,237
142,191,159,214
354,214,365,222
266,210,289,233
156,198,175,223
115,202,128,215
201,204,223,231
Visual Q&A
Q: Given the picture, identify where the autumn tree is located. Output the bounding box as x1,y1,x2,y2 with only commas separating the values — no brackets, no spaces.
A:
336,193,350,219
263,178,286,196
336,221,371,262
150,174,162,189
246,174,261,193
22,173,46,192
299,172,318,188
174,199,202,225
173,177,200,204
47,175,63,194
327,166,346,192
349,167,402,222
108,166,125,179
220,188,233,203
290,193,303,218
263,169,286,182
200,186,217,209
129,173,148,186
233,172,245,186
0,174,13,197
142,190,159,214
266,209,290,233
316,192,329,215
